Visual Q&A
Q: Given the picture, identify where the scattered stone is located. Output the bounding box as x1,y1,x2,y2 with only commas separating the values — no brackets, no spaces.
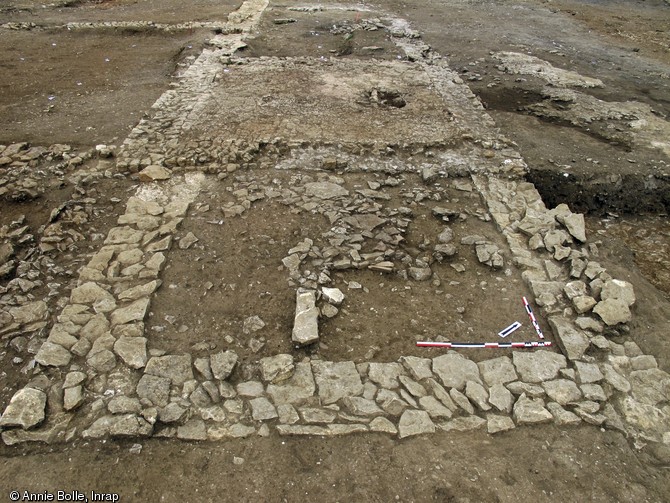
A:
0,387,46,429
111,298,150,326
321,287,345,306
210,350,238,380
178,232,199,250
243,315,265,334
409,267,432,281
292,289,319,346
304,182,349,199
398,410,435,438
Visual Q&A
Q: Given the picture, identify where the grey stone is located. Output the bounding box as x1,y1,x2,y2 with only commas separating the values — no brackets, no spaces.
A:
487,415,515,434
575,316,603,333
342,397,384,417
109,414,152,438
593,298,631,326
573,296,597,314
419,396,453,419
0,387,46,429
546,402,581,426
616,396,670,442
312,361,363,405
190,385,212,407
111,298,150,326
210,350,238,381
369,417,397,435
35,341,71,367
600,364,631,393
145,354,193,385
512,351,567,383
177,419,207,440
136,374,171,407
477,357,517,386
63,371,86,389
63,386,84,411
424,378,457,411
237,381,265,398
70,282,115,306
376,389,408,416
249,397,278,421
178,232,198,250
506,381,546,398
449,388,474,415
575,361,604,384
82,416,116,439
139,165,171,182
513,394,552,425
259,354,294,384
542,379,582,406
558,211,586,242
564,281,588,300
108,396,142,415
439,416,486,432
433,353,482,390
277,403,300,424
399,375,427,398
629,369,670,406
437,228,454,244
465,381,491,411
581,384,607,402
113,337,147,369
368,362,404,389
87,349,117,372
399,356,432,381
601,279,635,306
488,383,514,413
631,355,658,371
304,181,349,199
276,424,367,436
159,403,187,423
300,407,337,424
118,280,160,302
409,267,432,281
398,410,435,438
266,362,315,404
292,289,319,346
194,357,213,380
321,287,344,306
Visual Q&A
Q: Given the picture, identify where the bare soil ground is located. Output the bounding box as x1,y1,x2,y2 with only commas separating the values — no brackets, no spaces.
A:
1,0,670,502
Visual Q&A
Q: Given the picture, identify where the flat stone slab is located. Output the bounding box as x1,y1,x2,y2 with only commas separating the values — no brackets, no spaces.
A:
291,289,319,346
312,361,363,405
398,410,436,438
0,387,46,429
512,351,567,383
433,353,482,391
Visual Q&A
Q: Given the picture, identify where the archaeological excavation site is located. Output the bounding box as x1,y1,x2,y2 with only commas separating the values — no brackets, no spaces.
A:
1,0,669,501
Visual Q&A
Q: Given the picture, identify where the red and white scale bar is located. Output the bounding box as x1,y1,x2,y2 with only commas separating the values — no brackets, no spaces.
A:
522,296,544,339
416,341,552,349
